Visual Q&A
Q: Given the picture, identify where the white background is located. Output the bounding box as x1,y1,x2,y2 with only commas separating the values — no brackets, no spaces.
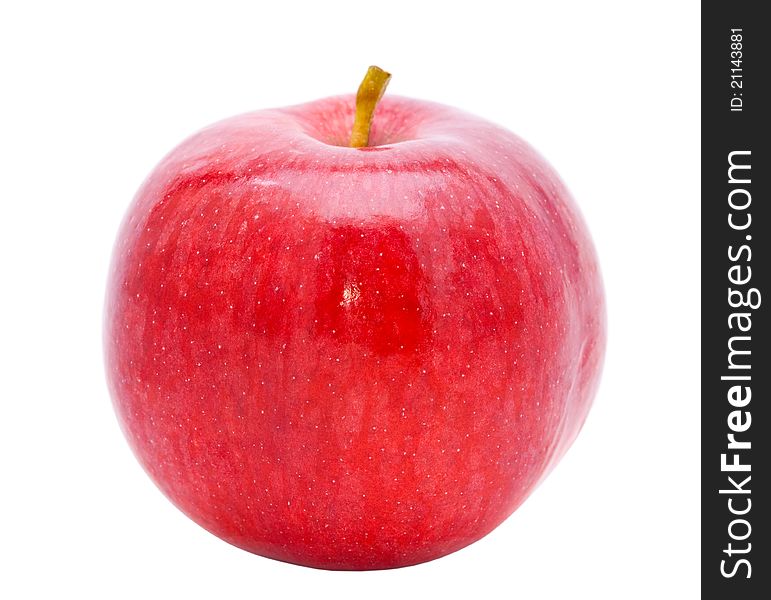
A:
0,1,700,598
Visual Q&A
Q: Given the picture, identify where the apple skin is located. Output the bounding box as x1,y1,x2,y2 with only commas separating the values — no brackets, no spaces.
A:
105,94,605,570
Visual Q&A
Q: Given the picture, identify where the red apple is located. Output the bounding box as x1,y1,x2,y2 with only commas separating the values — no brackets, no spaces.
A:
105,69,605,570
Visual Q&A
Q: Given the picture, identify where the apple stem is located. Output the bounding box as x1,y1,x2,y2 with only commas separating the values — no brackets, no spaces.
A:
350,66,392,148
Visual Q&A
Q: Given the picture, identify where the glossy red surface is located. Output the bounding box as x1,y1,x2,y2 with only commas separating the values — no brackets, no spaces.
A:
105,95,605,569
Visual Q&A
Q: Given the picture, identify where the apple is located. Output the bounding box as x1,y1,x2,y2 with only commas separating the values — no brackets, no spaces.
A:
105,67,605,570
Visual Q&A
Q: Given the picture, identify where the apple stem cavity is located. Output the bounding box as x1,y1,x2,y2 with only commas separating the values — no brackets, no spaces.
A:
350,66,392,148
